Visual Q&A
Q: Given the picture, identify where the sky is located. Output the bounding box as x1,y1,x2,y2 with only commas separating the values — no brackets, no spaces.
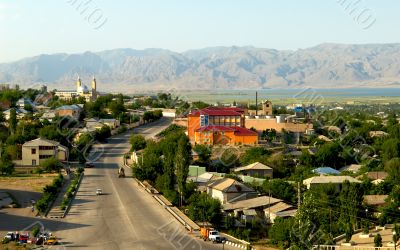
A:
0,0,399,63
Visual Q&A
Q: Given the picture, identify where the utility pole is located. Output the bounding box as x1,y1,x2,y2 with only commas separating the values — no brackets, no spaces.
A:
268,186,271,224
297,182,301,231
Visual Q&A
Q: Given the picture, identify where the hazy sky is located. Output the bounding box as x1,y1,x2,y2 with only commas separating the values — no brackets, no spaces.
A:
0,0,398,62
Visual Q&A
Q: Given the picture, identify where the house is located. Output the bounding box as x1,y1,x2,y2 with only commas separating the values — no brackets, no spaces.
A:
324,126,342,135
223,196,282,213
317,135,332,142
223,196,296,224
86,118,120,130
195,125,258,146
17,98,34,109
340,164,362,173
85,118,106,130
363,195,389,207
357,171,388,181
264,202,297,223
188,172,222,191
187,107,258,145
40,111,56,122
55,105,82,120
234,162,273,178
312,167,340,175
20,138,68,166
303,175,361,190
3,108,29,120
99,118,120,129
369,131,389,138
207,178,257,204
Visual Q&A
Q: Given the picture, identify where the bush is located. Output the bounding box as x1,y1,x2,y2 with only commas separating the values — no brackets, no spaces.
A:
2,238,10,244
31,225,40,237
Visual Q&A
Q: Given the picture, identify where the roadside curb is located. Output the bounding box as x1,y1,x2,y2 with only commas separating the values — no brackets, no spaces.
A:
62,172,84,218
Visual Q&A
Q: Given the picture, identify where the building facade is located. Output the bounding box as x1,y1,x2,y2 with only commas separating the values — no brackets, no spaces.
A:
55,77,98,102
188,107,257,145
21,138,68,166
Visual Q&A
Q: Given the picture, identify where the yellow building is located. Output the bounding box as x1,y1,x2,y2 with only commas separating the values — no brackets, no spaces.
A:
55,76,98,102
20,138,69,166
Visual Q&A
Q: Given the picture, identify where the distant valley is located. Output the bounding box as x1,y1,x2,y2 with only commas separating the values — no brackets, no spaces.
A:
1,43,400,91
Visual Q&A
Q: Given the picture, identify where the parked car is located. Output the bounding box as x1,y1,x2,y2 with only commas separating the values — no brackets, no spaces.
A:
85,162,95,168
96,188,102,195
27,237,38,244
19,234,29,243
44,236,57,245
4,232,14,240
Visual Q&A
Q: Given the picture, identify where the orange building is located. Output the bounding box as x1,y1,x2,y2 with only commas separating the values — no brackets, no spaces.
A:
188,107,257,145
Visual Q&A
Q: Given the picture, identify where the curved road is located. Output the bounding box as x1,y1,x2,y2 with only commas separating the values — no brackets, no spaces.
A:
54,118,232,250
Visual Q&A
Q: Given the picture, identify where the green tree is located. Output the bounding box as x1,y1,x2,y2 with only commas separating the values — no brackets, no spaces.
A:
262,179,296,203
0,153,15,175
374,233,382,247
9,108,17,135
175,136,191,206
130,134,146,151
240,147,270,165
384,158,400,185
382,139,400,162
187,192,222,226
41,157,62,172
193,144,211,165
95,125,111,142
315,142,343,169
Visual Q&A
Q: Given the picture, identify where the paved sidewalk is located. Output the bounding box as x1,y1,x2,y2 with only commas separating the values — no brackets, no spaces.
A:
47,174,71,218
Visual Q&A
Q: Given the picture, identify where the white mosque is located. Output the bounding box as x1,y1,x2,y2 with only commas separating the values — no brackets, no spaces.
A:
55,77,98,102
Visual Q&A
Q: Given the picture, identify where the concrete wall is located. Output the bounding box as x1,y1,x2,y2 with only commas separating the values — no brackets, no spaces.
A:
245,118,313,133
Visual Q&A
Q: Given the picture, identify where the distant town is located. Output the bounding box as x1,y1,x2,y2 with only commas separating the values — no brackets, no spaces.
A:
0,78,399,249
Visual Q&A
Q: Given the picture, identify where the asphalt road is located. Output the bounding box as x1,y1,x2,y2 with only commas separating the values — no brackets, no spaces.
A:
51,117,233,250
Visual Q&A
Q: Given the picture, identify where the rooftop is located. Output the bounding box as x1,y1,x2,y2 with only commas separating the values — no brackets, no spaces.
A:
223,196,281,211
23,138,60,147
312,167,340,175
208,178,254,193
363,195,389,206
303,175,361,186
190,106,244,116
234,162,272,172
264,202,293,214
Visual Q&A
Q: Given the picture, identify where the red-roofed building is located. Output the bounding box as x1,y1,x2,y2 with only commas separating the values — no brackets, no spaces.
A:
188,107,258,145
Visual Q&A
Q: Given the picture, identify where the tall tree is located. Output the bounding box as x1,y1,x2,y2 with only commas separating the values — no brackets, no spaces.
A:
175,136,191,206
9,108,17,135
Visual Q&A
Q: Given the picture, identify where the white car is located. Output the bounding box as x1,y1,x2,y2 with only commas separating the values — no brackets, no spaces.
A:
96,189,102,195
4,232,14,240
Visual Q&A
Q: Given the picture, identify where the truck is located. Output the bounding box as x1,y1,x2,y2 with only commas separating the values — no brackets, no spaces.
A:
200,227,222,243
118,167,125,178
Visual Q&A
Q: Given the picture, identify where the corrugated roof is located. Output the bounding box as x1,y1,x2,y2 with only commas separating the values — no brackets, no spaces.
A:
312,167,340,175
234,162,272,172
190,107,244,116
264,202,293,214
303,175,361,186
208,178,254,193
363,195,388,206
23,138,60,147
223,196,281,211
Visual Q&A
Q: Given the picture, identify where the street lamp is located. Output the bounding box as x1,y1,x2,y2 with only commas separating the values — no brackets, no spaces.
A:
221,238,226,250
393,231,397,250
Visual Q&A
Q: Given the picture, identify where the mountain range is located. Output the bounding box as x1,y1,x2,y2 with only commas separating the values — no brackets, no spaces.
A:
1,43,400,91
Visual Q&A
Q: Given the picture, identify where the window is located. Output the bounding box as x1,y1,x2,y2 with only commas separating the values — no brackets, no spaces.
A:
39,146,55,150
39,155,53,159
32,160,36,166
31,149,36,154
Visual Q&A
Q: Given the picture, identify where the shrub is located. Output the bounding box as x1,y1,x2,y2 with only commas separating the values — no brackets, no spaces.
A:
2,238,10,244
31,225,40,237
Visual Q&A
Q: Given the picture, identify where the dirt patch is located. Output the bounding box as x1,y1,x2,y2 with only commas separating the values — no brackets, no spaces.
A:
0,174,58,207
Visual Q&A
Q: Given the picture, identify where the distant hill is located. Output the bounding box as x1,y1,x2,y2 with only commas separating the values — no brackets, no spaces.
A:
1,44,400,91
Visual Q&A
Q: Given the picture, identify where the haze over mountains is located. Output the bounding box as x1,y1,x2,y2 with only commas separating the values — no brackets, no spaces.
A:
1,43,400,91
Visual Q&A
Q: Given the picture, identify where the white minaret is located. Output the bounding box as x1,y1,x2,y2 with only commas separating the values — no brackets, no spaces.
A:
91,76,97,100
76,76,83,93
